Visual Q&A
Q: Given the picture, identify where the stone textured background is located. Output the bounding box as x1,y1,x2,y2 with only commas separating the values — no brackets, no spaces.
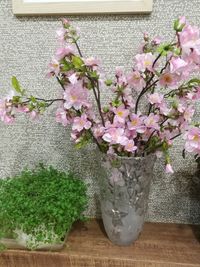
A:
0,0,200,223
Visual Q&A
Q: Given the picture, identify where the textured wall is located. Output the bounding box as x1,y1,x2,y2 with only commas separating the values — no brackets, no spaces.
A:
0,0,200,223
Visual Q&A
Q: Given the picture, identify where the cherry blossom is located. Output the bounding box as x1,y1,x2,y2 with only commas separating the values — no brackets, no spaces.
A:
169,57,188,74
135,53,155,72
184,127,200,154
56,107,70,126
84,57,100,67
63,82,89,110
165,163,174,174
179,24,200,55
159,72,180,88
144,114,160,130
72,114,92,132
47,57,60,77
56,27,67,44
148,93,164,105
127,114,146,133
113,105,130,123
127,71,146,91
124,140,137,153
55,45,75,60
102,127,128,146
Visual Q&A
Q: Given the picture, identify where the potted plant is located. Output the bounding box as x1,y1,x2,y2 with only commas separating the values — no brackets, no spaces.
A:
0,16,200,246
0,164,88,250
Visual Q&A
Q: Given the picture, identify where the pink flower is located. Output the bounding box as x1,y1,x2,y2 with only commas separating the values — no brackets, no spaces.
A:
56,27,67,43
148,93,164,105
47,57,60,77
55,45,75,60
84,57,100,67
0,99,15,124
179,24,200,55
186,86,200,100
113,105,130,123
92,124,105,138
29,110,39,120
56,107,69,126
17,106,30,113
63,82,89,110
127,71,146,90
170,57,188,74
193,87,200,100
183,106,195,122
115,67,127,85
159,101,171,116
0,99,6,113
127,114,146,133
102,127,128,146
152,36,162,45
178,16,187,26
184,127,200,154
159,72,179,88
72,114,92,132
2,114,15,124
115,66,124,77
62,18,70,26
165,164,174,174
135,53,155,72
124,140,137,152
68,73,78,85
144,114,160,130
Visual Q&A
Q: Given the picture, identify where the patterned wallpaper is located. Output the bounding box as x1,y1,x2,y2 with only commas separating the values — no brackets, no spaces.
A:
0,0,200,223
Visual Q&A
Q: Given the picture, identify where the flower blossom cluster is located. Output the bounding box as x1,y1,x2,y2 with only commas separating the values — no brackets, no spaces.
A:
1,17,200,173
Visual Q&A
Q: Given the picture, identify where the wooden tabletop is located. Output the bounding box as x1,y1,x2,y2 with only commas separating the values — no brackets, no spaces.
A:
0,219,200,267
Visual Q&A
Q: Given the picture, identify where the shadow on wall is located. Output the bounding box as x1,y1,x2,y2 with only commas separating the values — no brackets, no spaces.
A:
190,162,200,242
166,158,200,218
169,159,200,241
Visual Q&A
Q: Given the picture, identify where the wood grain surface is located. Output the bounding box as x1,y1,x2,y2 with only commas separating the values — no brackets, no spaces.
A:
0,219,200,267
12,0,153,15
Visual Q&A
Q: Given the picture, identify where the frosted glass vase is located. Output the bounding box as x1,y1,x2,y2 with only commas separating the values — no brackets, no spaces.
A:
99,154,156,246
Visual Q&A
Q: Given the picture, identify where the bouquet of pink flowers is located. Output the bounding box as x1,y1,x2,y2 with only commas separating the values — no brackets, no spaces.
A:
0,17,200,173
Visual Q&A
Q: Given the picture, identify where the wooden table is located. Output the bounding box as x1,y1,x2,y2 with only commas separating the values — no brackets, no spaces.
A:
0,220,200,267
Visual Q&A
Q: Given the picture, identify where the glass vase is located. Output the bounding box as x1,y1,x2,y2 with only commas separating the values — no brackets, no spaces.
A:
99,153,156,246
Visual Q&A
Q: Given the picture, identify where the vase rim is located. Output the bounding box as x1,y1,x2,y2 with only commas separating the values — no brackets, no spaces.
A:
101,152,156,161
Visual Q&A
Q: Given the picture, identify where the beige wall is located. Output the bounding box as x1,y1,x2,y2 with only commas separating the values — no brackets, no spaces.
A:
0,0,200,223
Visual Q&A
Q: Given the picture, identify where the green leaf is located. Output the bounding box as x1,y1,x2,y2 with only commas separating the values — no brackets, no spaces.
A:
187,78,200,86
173,19,179,31
174,19,185,32
90,71,99,80
11,76,22,94
71,56,84,69
60,59,73,72
12,96,21,104
111,99,122,107
75,134,91,149
30,96,36,103
103,106,109,113
174,48,181,56
157,44,174,56
86,81,93,90
105,79,113,86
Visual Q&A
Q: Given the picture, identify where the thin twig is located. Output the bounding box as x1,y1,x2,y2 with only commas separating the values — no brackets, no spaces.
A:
56,76,65,91
22,98,64,104
134,78,159,114
73,39,83,57
73,39,105,127
170,132,181,140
